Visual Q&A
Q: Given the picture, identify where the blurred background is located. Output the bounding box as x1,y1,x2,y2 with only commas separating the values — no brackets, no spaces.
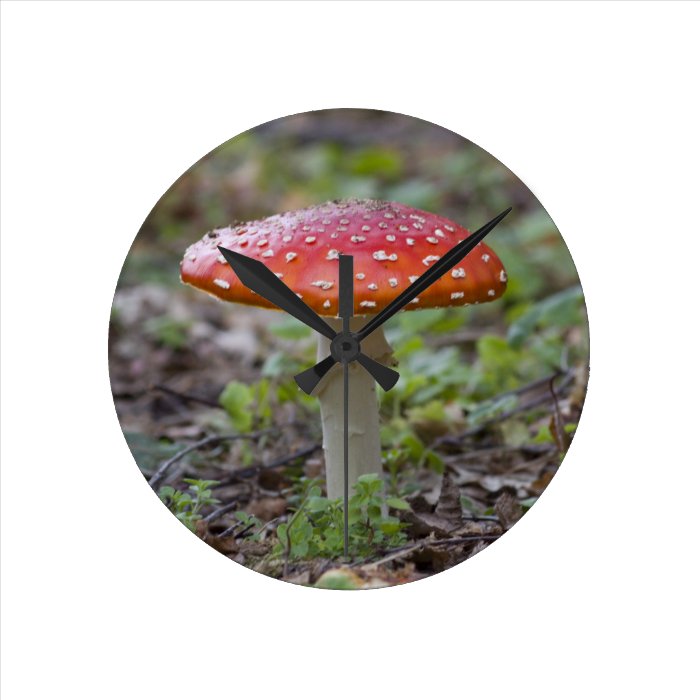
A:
108,109,588,575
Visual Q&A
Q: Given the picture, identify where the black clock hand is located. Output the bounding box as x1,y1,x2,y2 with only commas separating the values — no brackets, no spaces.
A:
297,208,511,394
357,208,511,340
338,254,353,558
294,352,398,394
217,246,337,340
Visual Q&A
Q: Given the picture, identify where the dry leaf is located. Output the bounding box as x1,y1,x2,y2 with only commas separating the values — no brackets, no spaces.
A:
494,489,523,530
435,472,463,527
247,497,288,521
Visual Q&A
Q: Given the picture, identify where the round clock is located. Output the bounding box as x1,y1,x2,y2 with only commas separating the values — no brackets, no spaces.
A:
109,109,589,589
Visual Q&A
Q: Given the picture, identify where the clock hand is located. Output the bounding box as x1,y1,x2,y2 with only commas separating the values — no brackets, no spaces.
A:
297,208,512,394
217,246,338,340
357,207,511,340
338,253,353,333
294,352,399,394
338,254,353,558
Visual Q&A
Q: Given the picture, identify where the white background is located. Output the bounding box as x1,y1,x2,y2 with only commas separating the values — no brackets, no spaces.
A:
2,2,699,698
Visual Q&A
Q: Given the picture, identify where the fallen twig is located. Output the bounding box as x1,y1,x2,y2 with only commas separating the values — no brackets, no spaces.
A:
428,534,501,546
549,376,570,452
151,383,221,408
355,534,502,567
148,431,272,490
212,444,322,488
440,370,575,443
203,499,240,523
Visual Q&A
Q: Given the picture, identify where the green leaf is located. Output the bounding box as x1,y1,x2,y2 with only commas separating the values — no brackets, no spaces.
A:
314,570,361,590
385,497,411,511
307,496,331,513
379,520,403,535
507,286,584,348
218,381,254,432
348,147,403,179
158,486,175,501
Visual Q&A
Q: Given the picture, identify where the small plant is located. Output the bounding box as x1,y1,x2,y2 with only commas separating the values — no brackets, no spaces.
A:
159,478,220,531
274,474,410,560
143,315,191,350
230,510,264,540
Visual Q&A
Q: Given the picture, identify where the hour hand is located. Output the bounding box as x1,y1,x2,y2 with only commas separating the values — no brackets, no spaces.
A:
294,347,399,394
217,246,337,340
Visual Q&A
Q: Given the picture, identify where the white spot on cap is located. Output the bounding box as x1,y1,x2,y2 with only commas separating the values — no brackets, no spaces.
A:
481,253,490,262
409,275,419,283
434,229,445,238
213,278,230,289
368,283,378,291
398,225,409,232
423,255,440,266
356,273,365,280
340,218,350,225
410,298,419,304
451,268,466,279
257,239,268,247
412,222,423,230
323,300,331,309
361,225,371,232
217,255,226,264
330,233,339,239
285,252,297,262
282,235,293,242
302,225,311,231
322,219,331,225
326,249,339,260
373,250,398,261
275,273,284,279
311,280,334,290
188,254,197,261
305,236,316,244
384,212,395,219
451,292,464,300
386,234,396,242
500,269,507,282
388,278,398,287
426,237,439,244
360,300,376,308
262,249,274,258
488,289,496,296
444,224,455,232
351,235,366,243
407,238,415,246
378,222,388,229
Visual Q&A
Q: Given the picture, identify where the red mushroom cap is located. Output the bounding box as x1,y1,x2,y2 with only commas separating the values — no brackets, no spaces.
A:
180,199,508,315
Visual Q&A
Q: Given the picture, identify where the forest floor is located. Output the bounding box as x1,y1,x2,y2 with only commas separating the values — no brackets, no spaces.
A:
110,280,586,589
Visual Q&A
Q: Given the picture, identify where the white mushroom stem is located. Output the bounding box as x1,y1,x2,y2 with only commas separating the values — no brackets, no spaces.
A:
314,316,395,500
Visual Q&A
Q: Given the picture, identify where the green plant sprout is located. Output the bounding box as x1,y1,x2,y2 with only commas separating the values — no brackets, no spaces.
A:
159,478,220,531
275,474,410,560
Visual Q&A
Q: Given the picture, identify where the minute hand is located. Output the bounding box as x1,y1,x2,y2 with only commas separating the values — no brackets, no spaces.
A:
357,207,511,341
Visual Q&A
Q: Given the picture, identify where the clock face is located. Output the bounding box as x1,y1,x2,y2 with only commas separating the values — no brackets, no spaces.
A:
109,108,589,589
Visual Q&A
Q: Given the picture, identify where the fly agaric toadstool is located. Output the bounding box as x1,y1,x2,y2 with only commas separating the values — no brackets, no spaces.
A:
180,199,507,500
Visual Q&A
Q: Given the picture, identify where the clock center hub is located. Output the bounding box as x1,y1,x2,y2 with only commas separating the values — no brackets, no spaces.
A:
330,331,361,363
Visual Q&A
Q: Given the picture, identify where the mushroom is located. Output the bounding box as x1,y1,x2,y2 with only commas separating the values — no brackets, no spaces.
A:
180,199,507,500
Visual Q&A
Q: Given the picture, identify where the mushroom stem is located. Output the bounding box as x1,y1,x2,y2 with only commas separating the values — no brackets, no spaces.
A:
314,317,395,500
